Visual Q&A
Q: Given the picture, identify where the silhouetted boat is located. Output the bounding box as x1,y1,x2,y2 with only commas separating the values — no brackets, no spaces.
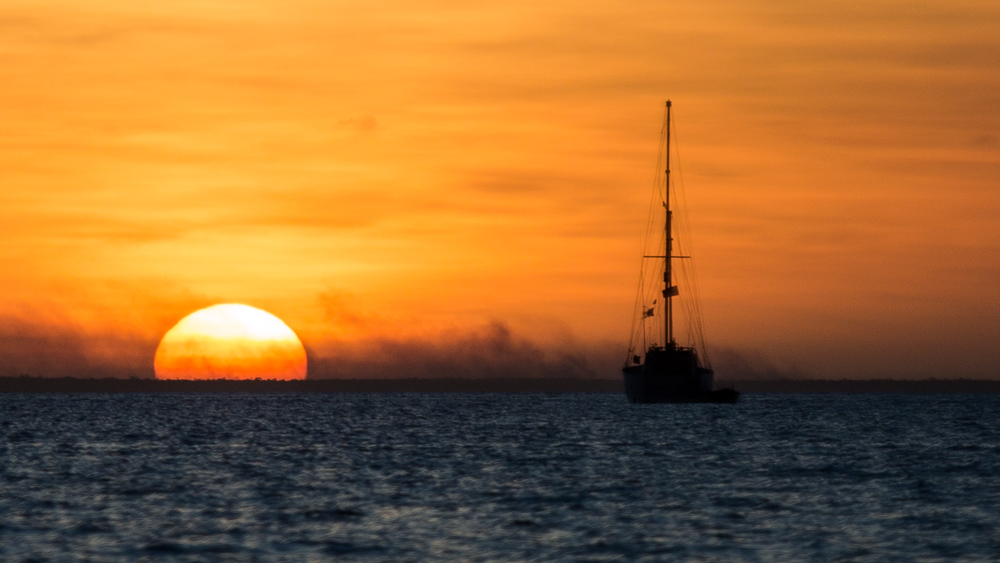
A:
622,101,739,404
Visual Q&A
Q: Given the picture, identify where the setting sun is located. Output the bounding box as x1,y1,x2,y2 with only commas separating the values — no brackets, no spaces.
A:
154,304,307,380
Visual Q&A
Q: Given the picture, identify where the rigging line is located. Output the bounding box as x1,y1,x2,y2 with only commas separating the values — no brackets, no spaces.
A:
677,240,700,347
668,114,694,348
678,258,698,347
670,118,694,347
671,108,712,363
672,110,698,283
627,253,650,361
627,107,671,360
626,109,669,356
642,111,669,257
628,226,656,358
632,118,666,322
640,227,666,348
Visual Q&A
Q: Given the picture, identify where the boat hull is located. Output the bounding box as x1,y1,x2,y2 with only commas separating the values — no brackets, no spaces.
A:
623,366,739,404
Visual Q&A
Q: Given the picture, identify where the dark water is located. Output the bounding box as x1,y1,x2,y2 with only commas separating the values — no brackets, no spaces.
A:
2,394,1000,562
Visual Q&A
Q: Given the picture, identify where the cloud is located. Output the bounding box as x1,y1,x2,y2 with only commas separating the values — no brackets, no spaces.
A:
0,315,623,380
0,315,156,379
709,347,808,381
308,321,622,380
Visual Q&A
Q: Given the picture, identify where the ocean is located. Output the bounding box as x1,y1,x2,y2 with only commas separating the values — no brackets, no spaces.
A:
2,393,999,561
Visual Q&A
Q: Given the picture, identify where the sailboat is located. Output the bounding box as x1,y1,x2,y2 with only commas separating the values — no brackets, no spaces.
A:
622,101,739,404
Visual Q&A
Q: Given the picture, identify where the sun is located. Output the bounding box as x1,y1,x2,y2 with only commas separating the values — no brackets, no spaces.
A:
154,304,307,380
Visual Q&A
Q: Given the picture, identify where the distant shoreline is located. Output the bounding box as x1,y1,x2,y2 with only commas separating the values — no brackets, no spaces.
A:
0,377,620,393
1,377,1000,393
720,379,1000,394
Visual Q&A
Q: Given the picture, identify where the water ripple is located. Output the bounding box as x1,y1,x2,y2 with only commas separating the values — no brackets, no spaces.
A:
2,393,1000,561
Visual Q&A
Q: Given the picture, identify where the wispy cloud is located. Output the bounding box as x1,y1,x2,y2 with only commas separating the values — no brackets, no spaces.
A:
0,0,998,379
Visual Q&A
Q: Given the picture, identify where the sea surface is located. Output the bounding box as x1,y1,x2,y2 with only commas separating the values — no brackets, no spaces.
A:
2,393,999,562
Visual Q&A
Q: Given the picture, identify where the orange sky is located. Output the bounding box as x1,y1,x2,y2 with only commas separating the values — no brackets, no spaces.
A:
2,0,998,379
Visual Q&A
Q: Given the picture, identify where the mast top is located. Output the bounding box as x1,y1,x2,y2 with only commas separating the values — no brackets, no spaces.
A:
666,100,671,107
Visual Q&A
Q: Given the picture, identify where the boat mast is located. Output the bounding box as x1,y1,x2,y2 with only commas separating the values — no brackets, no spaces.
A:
664,100,674,346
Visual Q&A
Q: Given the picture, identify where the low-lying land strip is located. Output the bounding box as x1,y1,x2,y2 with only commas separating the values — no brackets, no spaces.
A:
1,377,999,393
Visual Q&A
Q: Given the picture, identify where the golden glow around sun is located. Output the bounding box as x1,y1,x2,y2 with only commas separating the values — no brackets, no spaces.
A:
154,304,307,380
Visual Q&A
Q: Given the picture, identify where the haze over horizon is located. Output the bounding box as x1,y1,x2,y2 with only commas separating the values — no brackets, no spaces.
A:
2,0,998,380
